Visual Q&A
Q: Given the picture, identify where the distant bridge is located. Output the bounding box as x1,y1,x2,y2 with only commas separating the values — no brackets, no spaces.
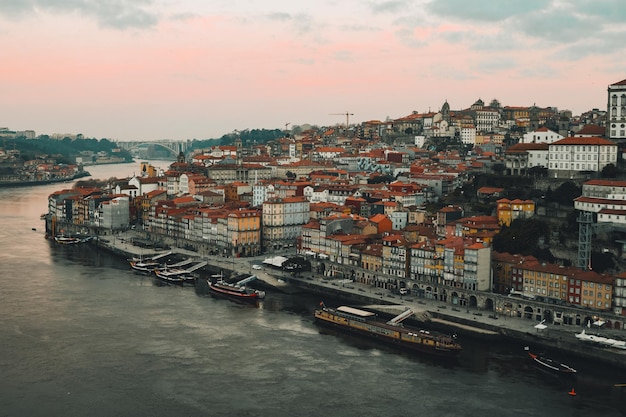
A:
116,140,190,157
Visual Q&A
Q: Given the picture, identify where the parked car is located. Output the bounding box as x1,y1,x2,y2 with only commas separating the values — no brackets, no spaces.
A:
252,264,262,270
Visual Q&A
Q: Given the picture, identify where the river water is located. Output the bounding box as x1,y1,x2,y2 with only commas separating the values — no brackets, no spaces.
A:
1,162,624,417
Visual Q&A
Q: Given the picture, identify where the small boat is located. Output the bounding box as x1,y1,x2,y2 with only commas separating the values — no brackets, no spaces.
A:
54,235,85,245
524,346,577,375
130,260,161,274
207,275,265,303
314,304,461,358
128,251,172,274
153,268,196,286
575,329,609,345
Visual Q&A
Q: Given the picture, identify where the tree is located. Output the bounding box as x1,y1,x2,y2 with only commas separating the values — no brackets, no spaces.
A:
368,174,394,184
528,166,547,177
547,181,581,206
492,163,505,175
601,163,618,178
492,218,550,255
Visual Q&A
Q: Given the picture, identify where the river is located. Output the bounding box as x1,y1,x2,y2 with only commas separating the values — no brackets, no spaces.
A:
0,161,624,417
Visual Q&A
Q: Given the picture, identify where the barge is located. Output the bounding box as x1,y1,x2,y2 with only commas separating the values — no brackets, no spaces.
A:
314,304,462,357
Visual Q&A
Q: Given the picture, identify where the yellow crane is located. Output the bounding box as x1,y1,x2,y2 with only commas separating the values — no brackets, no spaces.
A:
329,112,354,129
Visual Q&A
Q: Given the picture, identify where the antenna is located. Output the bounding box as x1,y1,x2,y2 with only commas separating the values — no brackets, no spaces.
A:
329,112,354,129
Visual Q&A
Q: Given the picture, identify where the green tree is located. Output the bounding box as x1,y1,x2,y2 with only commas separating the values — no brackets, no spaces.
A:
492,218,550,256
601,163,618,178
547,181,581,206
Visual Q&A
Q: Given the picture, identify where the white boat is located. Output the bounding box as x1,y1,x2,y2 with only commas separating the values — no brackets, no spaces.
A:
128,251,172,274
575,329,609,345
524,346,577,375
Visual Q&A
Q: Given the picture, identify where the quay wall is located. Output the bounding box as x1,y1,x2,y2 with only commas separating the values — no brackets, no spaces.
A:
284,277,626,370
75,235,626,370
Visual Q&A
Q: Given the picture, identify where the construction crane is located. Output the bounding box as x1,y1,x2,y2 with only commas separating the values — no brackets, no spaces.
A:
330,112,354,129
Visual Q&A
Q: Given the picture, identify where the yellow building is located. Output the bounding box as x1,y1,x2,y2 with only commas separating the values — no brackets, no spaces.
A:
228,209,261,257
496,198,536,226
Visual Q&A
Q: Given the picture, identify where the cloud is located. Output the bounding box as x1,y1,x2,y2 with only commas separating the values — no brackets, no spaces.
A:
427,0,547,22
576,0,626,23
0,0,159,29
369,0,410,14
266,12,292,22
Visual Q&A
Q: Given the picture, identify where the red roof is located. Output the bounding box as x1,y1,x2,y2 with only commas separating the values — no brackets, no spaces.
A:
552,136,615,146
576,125,605,136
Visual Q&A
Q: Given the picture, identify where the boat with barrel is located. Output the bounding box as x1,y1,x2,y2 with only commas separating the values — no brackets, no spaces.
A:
153,260,207,286
314,304,462,357
524,346,577,375
207,274,266,303
128,251,172,274
54,234,91,245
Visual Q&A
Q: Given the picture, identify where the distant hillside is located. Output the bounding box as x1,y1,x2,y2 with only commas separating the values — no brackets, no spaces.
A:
3,136,132,164
189,128,284,151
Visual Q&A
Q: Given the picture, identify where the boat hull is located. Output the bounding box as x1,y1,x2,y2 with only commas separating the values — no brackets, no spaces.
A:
314,307,461,358
526,349,577,376
129,261,159,275
153,270,196,286
207,283,264,303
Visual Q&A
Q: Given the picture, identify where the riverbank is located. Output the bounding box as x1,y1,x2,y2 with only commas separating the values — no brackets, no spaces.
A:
85,230,626,370
0,170,91,188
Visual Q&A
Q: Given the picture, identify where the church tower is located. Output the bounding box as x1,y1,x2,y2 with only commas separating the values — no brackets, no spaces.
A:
529,105,540,132
441,100,451,124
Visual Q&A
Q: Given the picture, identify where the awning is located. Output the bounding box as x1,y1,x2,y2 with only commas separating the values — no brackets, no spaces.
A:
262,255,289,267
593,320,606,327
534,323,547,330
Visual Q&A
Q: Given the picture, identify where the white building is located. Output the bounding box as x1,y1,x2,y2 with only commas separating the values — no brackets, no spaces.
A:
475,107,500,133
607,78,626,142
548,136,618,178
262,196,310,251
522,127,564,144
98,196,130,230
460,127,476,146
575,179,626,226
504,143,549,175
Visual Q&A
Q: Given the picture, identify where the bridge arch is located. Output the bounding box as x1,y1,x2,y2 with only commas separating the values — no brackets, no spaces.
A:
128,143,180,158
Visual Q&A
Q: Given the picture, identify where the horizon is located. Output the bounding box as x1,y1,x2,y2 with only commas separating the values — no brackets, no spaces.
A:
2,1,625,142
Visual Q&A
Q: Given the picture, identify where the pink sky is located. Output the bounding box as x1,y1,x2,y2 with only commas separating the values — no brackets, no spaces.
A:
1,0,625,141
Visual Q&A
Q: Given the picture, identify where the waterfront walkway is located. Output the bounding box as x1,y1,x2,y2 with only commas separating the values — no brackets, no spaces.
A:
97,230,626,368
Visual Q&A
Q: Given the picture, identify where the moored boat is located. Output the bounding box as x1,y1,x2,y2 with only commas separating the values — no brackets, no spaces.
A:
54,235,86,245
207,275,265,303
314,304,462,357
153,260,206,286
153,268,196,286
129,260,161,274
524,346,577,375
128,251,172,274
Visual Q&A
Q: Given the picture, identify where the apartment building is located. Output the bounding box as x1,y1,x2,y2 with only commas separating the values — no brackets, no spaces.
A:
548,136,617,178
228,209,261,257
262,196,310,252
575,179,626,225
496,198,536,226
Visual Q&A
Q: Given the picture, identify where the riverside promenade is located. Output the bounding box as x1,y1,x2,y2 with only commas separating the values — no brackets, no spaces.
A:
95,230,626,370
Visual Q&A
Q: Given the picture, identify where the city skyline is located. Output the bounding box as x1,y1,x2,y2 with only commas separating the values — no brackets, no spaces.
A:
1,0,625,141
